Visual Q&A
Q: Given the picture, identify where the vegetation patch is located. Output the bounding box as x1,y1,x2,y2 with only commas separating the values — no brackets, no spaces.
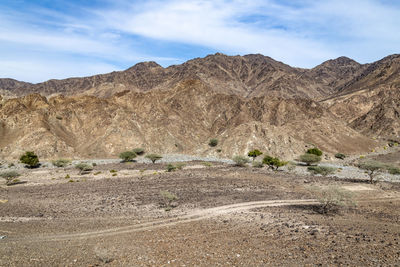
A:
307,166,337,176
20,151,40,168
52,158,71,167
145,154,163,164
233,156,249,167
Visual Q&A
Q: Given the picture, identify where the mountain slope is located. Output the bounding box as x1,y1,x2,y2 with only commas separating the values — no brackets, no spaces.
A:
0,53,369,100
0,79,375,159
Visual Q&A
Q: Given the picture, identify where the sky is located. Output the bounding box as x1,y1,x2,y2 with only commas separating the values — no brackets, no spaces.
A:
0,0,399,83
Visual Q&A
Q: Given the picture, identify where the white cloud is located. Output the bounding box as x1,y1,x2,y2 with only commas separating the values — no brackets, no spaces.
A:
0,59,120,83
98,0,400,65
0,0,399,82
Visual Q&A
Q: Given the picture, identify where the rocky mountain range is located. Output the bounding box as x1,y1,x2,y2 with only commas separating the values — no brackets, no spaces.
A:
1,53,399,159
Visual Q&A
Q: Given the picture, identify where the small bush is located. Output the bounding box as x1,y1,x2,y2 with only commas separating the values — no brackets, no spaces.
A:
75,163,93,175
307,166,337,176
248,149,263,161
109,169,117,173
216,149,222,153
306,147,323,156
94,171,101,175
388,167,400,175
19,151,40,168
145,154,162,164
175,163,186,170
0,171,22,186
52,158,71,167
208,138,218,147
65,174,70,179
166,164,176,172
119,151,137,162
335,153,346,160
233,156,249,167
286,161,297,172
160,190,178,211
252,161,264,168
133,148,145,156
299,154,321,166
92,163,97,167
0,171,20,179
263,155,287,170
309,186,355,214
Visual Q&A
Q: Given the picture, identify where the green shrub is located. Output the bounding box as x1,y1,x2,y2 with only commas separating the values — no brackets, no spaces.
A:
109,169,117,173
216,149,222,153
232,156,249,167
19,151,39,168
387,167,400,175
263,155,287,170
307,166,337,176
252,161,264,168
306,147,323,156
335,153,346,160
309,186,355,214
119,151,137,162
299,154,321,166
133,148,145,156
357,161,386,183
145,154,162,164
166,164,176,172
92,162,97,167
52,158,71,167
248,149,263,161
75,163,93,175
65,174,70,179
208,138,218,147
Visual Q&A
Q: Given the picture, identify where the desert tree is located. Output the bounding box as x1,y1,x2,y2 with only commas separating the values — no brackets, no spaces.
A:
145,154,163,164
263,155,287,170
357,161,386,183
119,151,137,162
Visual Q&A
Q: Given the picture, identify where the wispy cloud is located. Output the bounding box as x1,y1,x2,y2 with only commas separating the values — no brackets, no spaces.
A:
0,0,399,82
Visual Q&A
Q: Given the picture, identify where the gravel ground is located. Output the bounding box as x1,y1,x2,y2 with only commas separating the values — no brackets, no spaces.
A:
1,151,399,182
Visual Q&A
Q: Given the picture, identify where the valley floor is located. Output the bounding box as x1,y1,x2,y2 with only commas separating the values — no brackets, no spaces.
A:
0,160,400,266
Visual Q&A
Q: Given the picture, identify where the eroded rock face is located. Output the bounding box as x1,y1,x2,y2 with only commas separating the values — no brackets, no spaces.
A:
0,53,367,100
1,53,399,159
0,79,376,159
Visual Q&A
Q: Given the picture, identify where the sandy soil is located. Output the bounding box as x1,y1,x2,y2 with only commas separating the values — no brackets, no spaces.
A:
0,162,399,266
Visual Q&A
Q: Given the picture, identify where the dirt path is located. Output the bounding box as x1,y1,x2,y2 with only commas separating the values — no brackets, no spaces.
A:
7,196,399,243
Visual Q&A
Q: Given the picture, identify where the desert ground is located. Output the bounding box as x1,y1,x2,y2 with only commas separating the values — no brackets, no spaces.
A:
1,149,400,266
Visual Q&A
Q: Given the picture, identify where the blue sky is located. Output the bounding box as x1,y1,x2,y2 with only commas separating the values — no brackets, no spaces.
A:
0,0,399,83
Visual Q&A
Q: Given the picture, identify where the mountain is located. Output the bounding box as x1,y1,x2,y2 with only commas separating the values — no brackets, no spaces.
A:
323,54,400,140
0,53,367,100
2,53,400,160
0,79,375,159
